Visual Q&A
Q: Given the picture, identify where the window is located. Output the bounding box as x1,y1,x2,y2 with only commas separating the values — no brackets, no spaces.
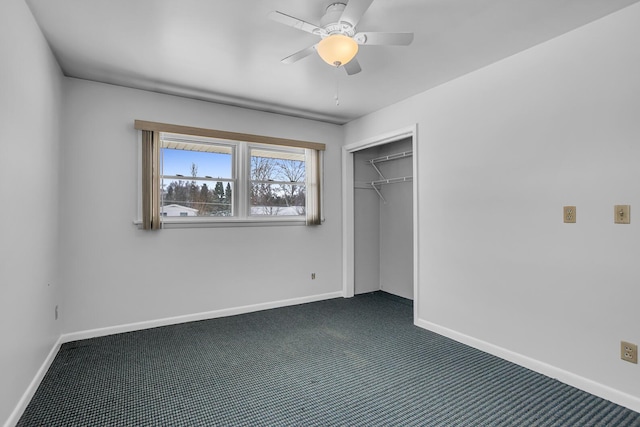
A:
161,135,235,218
250,147,306,217
136,120,324,229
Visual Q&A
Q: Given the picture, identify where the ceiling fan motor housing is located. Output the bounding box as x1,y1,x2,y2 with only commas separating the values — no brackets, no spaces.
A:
320,3,355,37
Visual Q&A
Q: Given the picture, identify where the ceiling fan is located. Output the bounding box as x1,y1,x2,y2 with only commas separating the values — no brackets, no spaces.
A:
268,0,414,75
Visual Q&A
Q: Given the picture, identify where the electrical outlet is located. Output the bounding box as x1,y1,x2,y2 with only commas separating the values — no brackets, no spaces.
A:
621,341,637,364
563,206,576,223
311,273,316,280
55,305,59,320
614,205,630,224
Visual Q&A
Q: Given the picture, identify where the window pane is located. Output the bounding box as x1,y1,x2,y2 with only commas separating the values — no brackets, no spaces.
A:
160,135,235,218
250,149,305,183
162,147,232,179
250,183,305,216
250,148,306,217
162,179,234,217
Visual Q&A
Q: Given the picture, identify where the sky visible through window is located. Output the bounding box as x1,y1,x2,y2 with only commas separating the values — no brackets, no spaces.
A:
161,148,232,178
160,145,306,218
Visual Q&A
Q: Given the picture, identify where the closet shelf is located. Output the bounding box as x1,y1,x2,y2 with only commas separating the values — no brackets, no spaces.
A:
354,176,413,189
371,176,412,186
367,150,413,165
364,150,413,204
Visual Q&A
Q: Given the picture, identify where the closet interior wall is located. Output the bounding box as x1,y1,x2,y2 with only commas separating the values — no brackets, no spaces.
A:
353,137,413,299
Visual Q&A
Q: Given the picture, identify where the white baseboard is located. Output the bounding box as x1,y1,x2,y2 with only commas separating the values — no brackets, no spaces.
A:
415,318,640,414
4,291,343,427
61,291,344,343
19,296,634,426
4,336,63,427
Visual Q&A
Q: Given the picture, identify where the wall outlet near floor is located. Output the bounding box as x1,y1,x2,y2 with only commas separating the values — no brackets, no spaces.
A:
621,341,637,364
311,273,316,280
55,305,59,320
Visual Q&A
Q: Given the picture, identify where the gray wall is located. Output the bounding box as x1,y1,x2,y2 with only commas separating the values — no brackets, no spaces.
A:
353,139,413,299
377,139,413,299
345,2,640,408
354,147,381,295
58,78,344,334
0,0,63,423
5,1,640,422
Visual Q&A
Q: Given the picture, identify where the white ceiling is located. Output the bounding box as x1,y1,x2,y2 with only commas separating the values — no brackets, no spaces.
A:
26,0,640,124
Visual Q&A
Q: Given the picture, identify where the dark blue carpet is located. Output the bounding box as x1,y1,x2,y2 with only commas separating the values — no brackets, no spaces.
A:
17,292,640,426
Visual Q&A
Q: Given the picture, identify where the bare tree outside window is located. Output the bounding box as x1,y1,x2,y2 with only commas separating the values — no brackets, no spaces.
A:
250,151,305,216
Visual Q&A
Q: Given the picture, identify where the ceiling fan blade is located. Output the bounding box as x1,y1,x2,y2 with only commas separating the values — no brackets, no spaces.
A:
281,44,318,64
354,32,414,46
339,0,374,27
343,58,362,75
268,11,326,36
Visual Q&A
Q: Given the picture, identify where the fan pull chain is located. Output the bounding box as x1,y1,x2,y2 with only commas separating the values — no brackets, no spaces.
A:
335,68,340,106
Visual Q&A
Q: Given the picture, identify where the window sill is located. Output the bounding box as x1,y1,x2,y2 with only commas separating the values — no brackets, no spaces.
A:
133,217,307,229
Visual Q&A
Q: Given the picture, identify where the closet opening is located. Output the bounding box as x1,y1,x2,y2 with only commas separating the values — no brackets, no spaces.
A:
342,125,418,320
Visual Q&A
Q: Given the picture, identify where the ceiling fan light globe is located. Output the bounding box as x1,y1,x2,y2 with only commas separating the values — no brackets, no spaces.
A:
317,34,358,67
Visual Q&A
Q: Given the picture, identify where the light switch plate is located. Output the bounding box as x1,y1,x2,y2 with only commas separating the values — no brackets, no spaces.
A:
563,206,576,223
614,205,630,224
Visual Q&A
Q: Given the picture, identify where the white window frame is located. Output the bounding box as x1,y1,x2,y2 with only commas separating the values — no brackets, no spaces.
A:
160,133,238,221
246,144,307,219
136,130,320,228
